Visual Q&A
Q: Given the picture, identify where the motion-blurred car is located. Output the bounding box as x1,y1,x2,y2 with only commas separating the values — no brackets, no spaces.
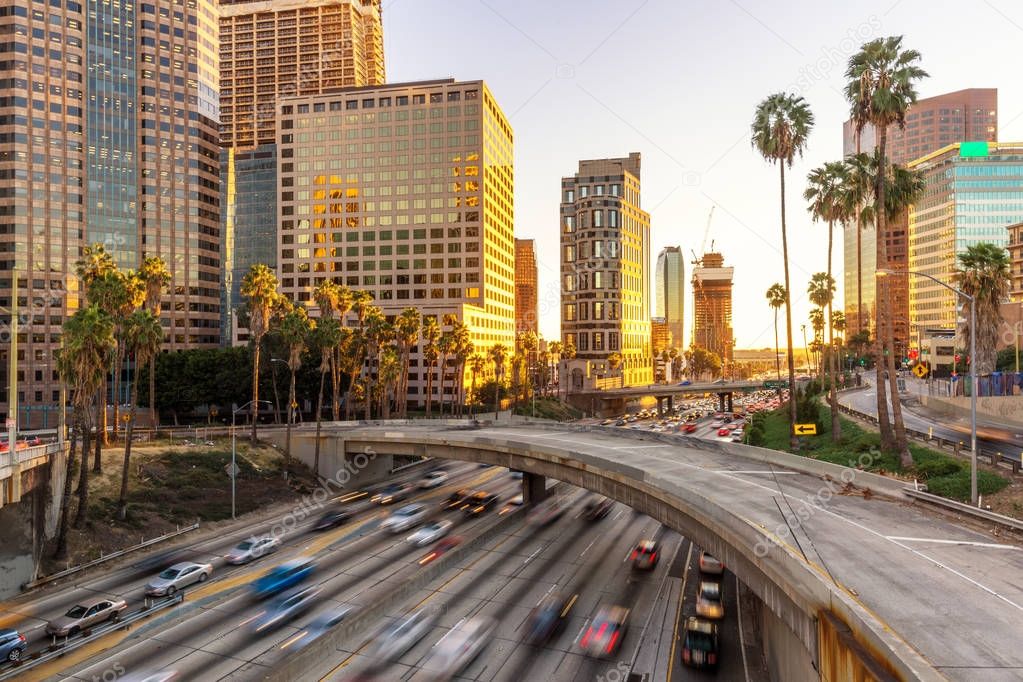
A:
225,536,280,564
280,605,355,651
441,489,473,510
418,471,448,489
407,520,453,546
600,418,615,426
499,493,524,515
681,616,719,669
683,423,698,434
144,561,213,597
251,557,315,600
420,616,496,679
462,491,499,515
527,496,566,526
698,550,724,575
580,606,629,658
119,671,180,682
0,629,26,662
523,592,577,645
381,503,428,532
417,536,462,566
716,427,731,437
252,586,322,632
313,507,352,531
508,470,524,480
696,580,724,619
46,596,127,637
372,482,414,505
364,608,438,665
582,496,614,521
629,540,660,571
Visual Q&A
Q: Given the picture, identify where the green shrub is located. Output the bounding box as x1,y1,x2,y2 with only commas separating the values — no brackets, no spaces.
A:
915,459,963,480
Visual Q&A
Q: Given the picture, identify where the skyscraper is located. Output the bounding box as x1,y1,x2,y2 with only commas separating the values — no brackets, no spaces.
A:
842,88,998,346
274,79,515,405
219,0,385,342
655,246,684,350
515,238,538,336
560,153,652,389
691,252,733,363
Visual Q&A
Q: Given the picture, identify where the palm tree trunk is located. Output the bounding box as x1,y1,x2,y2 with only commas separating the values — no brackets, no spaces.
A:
251,340,261,445
53,409,79,559
149,356,157,432
118,361,139,520
75,406,91,528
285,368,295,475
363,352,374,421
270,360,282,424
314,368,325,478
92,386,102,473
779,163,798,449
827,222,841,442
773,309,781,381
112,347,121,438
425,360,434,417
438,354,447,417
330,350,340,421
875,279,894,450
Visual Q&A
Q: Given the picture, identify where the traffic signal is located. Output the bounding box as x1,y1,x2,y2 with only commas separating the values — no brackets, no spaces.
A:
859,358,866,366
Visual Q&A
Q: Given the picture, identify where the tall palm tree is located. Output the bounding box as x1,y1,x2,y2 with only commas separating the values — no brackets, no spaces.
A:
451,322,472,415
240,264,279,444
808,272,839,440
808,305,826,375
840,153,874,340
310,317,340,476
422,316,441,416
955,243,1010,375
348,290,373,419
765,283,786,381
117,309,162,520
337,328,362,421
377,345,401,419
279,307,310,465
752,92,815,448
313,280,351,420
489,344,509,417
437,331,455,416
393,308,421,418
469,353,486,412
548,340,562,397
111,272,145,441
75,246,117,451
846,35,928,466
362,307,389,420
137,256,170,430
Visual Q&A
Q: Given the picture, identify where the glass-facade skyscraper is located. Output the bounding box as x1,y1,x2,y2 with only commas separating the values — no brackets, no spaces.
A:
655,246,684,349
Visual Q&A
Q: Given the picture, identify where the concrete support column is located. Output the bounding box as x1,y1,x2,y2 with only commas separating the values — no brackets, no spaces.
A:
656,397,664,417
667,395,674,412
718,393,726,412
522,471,547,505
727,392,733,413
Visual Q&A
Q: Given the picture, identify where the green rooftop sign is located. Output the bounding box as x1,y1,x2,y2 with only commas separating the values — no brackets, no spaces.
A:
959,141,990,157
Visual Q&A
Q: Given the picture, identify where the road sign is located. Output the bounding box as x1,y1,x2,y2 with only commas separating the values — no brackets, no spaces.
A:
763,380,789,389
794,423,817,436
225,462,239,478
913,363,929,379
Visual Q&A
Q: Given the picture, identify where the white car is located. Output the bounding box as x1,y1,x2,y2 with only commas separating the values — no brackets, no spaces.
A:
224,536,280,564
419,471,448,489
364,607,439,665
420,616,496,680
381,503,428,533
407,520,453,546
144,561,213,596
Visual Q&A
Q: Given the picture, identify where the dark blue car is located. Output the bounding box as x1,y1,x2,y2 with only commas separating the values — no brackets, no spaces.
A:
0,629,26,662
251,557,315,600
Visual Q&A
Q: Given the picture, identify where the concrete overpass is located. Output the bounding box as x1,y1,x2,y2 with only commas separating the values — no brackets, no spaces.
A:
565,379,773,416
281,421,1023,682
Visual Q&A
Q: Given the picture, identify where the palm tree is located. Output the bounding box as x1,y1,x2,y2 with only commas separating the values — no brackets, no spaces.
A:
137,256,170,430
422,316,441,416
765,283,786,381
348,290,373,419
846,35,928,466
313,280,351,420
117,309,162,520
393,308,421,418
279,307,310,466
469,353,486,410
362,307,389,420
437,332,455,416
377,346,401,419
451,322,472,415
840,153,874,340
75,246,117,451
310,317,341,477
489,344,509,417
808,305,826,376
955,243,1010,375
548,340,562,397
337,328,362,421
240,264,279,444
808,272,839,440
752,92,815,448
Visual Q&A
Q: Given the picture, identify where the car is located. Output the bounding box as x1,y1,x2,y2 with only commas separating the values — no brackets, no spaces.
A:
499,494,524,515
442,488,473,510
0,629,26,663
630,540,660,570
699,550,725,575
407,520,453,546
119,671,180,682
418,536,462,565
615,419,626,426
313,507,352,531
696,580,724,619
364,607,439,665
716,427,731,437
582,495,614,521
252,585,322,632
462,491,499,515
681,616,719,669
600,418,614,426
420,616,496,678
280,605,356,651
418,470,448,489
381,503,429,532
371,482,414,505
527,496,566,526
46,596,128,637
523,592,577,645
225,536,280,564
144,561,213,597
678,380,692,386
508,469,524,480
579,605,629,658
683,423,698,434
251,557,315,600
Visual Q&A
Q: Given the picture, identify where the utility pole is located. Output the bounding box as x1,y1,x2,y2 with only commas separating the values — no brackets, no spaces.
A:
7,271,17,452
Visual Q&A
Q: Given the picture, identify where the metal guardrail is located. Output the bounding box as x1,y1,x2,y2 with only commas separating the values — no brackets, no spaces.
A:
903,488,1023,532
0,594,183,681
23,523,200,591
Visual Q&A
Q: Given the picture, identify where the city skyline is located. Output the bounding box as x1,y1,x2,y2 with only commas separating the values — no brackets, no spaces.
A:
383,0,1023,348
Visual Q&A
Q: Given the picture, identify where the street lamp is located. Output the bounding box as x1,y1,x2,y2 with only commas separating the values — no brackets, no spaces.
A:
232,399,273,519
878,268,977,505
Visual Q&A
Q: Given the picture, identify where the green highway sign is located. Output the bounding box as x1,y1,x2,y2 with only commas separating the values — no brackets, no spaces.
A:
763,380,789,389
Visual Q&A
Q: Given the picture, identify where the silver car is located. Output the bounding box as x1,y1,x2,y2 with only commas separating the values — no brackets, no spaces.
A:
407,520,453,546
381,503,428,533
225,536,280,564
145,561,213,597
364,607,439,665
252,586,322,633
420,616,496,680
46,596,127,637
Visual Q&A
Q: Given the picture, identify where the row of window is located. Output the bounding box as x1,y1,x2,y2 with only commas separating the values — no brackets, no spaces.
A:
563,332,620,352
283,89,479,116
564,184,621,202
282,253,480,270
563,301,620,321
562,271,621,291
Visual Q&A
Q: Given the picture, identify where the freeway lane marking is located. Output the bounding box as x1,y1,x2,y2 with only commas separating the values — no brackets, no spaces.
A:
610,444,672,450
726,470,798,475
665,542,692,682
885,537,1023,551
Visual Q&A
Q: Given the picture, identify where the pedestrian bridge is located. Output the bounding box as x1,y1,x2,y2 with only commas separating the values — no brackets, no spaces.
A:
285,421,1023,682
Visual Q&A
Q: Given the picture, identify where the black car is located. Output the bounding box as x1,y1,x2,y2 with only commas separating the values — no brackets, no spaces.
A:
583,496,614,521
681,616,719,669
462,492,499,515
524,592,577,645
313,507,351,531
442,489,473,510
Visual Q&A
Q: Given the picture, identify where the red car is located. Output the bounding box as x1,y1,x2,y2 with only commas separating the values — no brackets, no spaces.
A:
418,536,461,566
716,427,731,437
683,424,697,434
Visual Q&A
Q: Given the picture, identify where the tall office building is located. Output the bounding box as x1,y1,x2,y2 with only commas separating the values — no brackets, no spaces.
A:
691,252,733,363
842,88,998,345
560,153,652,389
219,0,385,342
275,79,515,404
1008,221,1023,300
514,238,538,336
655,246,684,350
908,142,1023,335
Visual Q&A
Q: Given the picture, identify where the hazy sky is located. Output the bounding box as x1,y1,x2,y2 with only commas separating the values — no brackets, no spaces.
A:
383,0,1023,349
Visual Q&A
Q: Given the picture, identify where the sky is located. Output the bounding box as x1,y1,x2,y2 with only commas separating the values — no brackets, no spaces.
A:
383,0,1023,350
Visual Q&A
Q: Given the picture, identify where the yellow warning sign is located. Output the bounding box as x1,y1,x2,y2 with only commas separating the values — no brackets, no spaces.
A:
913,363,928,379
794,423,817,436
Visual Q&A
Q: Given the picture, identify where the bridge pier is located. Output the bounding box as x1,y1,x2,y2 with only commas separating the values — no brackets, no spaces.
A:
521,472,547,505
717,392,733,413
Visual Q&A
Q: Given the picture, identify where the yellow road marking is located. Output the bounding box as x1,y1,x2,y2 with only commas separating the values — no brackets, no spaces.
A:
23,621,133,679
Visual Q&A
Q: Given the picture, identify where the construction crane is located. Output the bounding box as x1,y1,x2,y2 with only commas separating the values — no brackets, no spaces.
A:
690,206,715,267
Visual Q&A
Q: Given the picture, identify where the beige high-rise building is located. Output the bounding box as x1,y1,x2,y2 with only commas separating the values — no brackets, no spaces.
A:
560,153,652,389
515,238,538,336
275,79,515,405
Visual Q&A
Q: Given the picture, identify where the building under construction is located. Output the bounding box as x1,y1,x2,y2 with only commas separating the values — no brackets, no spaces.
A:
691,252,734,362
